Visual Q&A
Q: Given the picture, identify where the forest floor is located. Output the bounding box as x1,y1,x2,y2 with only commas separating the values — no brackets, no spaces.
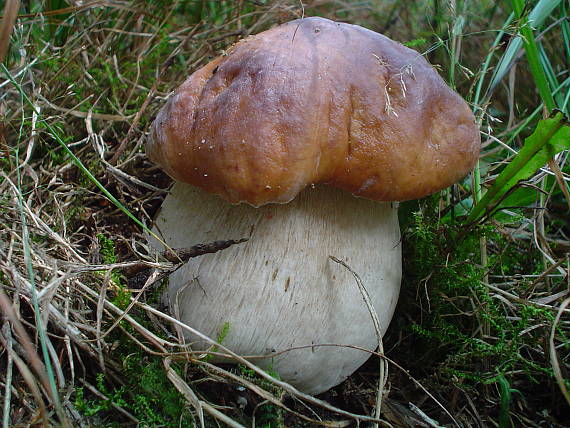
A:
1,1,569,427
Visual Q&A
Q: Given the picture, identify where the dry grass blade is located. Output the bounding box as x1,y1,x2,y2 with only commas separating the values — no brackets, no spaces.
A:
99,269,162,339
0,0,20,64
137,301,389,424
197,359,348,427
164,358,204,425
0,287,53,404
95,271,110,372
549,297,570,407
547,158,570,211
329,256,391,428
10,0,107,19
162,357,206,428
38,96,133,122
0,331,48,428
1,322,14,428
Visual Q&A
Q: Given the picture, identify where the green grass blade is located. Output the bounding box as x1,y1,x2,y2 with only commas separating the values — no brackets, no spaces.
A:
561,79,570,113
471,13,515,206
473,13,515,109
498,374,512,428
467,111,570,223
510,0,557,111
472,75,570,217
562,2,570,64
537,43,566,110
537,44,557,90
486,0,561,97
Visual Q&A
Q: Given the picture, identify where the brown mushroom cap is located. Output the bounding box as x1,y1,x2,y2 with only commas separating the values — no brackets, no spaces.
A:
148,17,480,206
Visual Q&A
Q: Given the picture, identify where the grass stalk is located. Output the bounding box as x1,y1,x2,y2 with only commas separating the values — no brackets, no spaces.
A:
0,0,21,64
1,64,169,250
2,328,14,428
471,13,515,208
12,73,68,426
562,2,570,64
510,0,556,112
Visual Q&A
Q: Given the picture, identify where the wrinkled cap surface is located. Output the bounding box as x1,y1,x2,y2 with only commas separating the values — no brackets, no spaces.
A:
148,17,480,206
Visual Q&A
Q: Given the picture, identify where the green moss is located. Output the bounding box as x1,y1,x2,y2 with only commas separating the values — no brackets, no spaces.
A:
73,235,195,425
74,360,192,427
404,37,428,48
204,321,231,362
97,233,131,309
403,201,562,388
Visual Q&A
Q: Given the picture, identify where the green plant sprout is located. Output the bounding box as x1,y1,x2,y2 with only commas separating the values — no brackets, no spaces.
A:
468,111,570,223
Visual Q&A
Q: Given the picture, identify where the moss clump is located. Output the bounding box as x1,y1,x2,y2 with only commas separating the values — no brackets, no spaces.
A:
400,197,567,416
74,359,192,427
97,233,131,309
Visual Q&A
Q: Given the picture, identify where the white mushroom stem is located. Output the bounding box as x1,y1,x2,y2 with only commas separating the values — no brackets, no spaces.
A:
151,182,401,395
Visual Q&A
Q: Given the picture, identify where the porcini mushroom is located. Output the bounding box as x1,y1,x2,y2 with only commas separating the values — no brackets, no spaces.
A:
147,17,480,395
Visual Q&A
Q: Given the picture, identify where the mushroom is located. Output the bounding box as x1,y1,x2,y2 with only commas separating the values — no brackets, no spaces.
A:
147,17,480,395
